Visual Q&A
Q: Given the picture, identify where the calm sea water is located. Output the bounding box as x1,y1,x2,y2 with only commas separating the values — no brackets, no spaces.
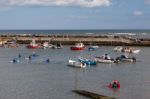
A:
0,46,150,99
0,29,150,38
0,29,150,35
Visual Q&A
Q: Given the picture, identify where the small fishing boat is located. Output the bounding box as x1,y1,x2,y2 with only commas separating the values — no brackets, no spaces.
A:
114,46,123,52
95,56,115,63
26,39,40,49
116,55,136,62
88,45,99,51
70,43,85,50
42,42,49,49
78,57,97,65
52,43,63,49
122,47,140,54
68,60,86,68
6,41,19,48
114,46,140,54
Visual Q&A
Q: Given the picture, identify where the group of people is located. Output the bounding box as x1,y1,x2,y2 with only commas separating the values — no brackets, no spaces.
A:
12,53,50,63
28,54,50,63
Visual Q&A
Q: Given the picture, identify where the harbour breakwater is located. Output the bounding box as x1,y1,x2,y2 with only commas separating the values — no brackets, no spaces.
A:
0,34,150,46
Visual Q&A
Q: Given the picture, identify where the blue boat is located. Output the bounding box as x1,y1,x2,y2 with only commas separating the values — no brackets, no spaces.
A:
78,57,97,65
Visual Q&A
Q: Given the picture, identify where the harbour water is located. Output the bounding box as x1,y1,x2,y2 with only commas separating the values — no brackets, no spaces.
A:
0,45,150,99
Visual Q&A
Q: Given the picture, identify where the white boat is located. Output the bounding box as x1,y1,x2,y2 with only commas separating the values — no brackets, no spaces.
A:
132,49,140,54
68,60,86,68
122,47,140,54
42,42,57,49
42,42,49,49
114,46,140,54
91,45,99,49
114,46,123,52
88,45,99,51
95,56,115,63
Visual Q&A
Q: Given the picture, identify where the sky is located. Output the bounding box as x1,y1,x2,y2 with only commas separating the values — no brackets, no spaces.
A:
0,0,150,30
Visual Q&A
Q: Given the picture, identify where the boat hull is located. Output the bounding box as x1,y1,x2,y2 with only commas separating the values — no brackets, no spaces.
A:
26,45,40,49
116,57,136,62
95,57,114,63
68,60,86,68
70,47,85,50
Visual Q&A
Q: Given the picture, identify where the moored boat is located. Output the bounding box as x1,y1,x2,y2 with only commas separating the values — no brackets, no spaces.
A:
95,56,115,63
52,43,63,49
42,42,49,49
116,55,136,62
78,57,97,65
114,46,123,52
88,45,99,51
70,43,85,50
114,46,140,54
122,47,140,54
26,39,40,49
68,60,86,68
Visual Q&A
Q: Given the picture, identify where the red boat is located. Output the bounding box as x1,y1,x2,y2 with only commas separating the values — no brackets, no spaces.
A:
70,43,85,50
26,39,40,49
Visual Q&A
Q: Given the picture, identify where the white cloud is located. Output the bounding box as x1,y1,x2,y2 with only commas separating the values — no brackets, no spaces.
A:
2,0,111,8
133,11,143,16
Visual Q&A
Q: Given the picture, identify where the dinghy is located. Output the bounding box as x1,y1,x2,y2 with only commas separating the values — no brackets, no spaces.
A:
68,60,86,68
78,57,97,65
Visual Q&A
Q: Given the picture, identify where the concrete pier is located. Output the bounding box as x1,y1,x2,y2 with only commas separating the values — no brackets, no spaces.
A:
0,34,150,46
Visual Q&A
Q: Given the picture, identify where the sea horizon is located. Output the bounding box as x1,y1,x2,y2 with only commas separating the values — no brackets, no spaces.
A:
0,29,150,34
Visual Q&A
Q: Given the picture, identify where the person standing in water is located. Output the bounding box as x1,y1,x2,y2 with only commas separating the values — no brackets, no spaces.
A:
46,58,50,63
18,53,21,58
29,55,32,60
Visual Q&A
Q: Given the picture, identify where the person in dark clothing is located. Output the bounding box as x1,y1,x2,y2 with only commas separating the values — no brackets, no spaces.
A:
29,55,32,60
46,58,50,63
18,53,21,58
